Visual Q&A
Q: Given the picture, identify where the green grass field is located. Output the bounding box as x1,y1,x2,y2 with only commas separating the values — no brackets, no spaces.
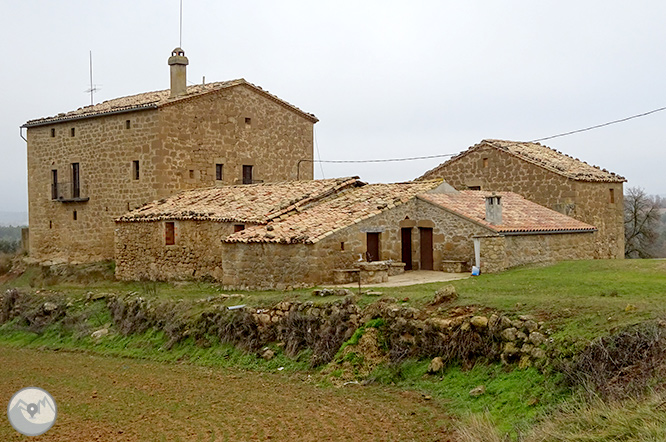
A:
2,259,666,440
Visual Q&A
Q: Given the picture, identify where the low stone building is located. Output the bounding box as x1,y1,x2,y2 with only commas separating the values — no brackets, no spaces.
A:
115,177,597,289
114,177,360,281
418,139,626,259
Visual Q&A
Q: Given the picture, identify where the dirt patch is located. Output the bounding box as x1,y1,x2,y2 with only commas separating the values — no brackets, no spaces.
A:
0,346,453,441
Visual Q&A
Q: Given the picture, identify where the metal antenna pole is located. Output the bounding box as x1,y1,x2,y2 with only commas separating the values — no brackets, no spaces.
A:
89,51,93,105
179,0,183,47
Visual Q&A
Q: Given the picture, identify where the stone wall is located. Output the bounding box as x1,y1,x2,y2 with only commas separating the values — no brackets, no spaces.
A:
420,144,624,259
479,232,596,273
27,110,160,263
27,85,315,263
115,220,236,281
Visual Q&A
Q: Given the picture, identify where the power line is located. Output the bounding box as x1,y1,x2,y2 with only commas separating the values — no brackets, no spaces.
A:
301,153,456,164
530,105,666,143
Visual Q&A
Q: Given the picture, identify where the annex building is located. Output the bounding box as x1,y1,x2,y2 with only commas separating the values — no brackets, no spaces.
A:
115,177,596,289
418,139,626,259
22,48,317,263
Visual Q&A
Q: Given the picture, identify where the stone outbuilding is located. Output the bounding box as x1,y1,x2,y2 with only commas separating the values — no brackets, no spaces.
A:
22,48,318,263
418,139,626,259
115,177,597,289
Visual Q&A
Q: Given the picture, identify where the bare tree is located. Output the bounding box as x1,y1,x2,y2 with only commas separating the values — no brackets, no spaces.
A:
625,187,661,258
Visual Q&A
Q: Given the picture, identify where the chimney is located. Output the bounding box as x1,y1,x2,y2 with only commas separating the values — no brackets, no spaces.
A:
168,47,189,98
485,193,502,225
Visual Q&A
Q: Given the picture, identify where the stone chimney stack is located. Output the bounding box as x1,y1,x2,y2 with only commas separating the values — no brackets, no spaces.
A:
168,47,189,98
485,193,502,225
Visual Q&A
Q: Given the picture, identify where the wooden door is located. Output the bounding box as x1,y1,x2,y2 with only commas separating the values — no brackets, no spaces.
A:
242,165,253,184
401,228,413,270
366,232,380,262
420,227,433,270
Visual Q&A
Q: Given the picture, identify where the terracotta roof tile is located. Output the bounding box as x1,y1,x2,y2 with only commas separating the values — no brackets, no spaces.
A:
419,139,625,183
116,177,360,223
225,181,443,244
23,79,317,127
419,191,596,234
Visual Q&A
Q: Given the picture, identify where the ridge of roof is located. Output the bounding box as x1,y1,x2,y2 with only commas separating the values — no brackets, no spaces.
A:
419,191,597,234
115,177,361,224
224,180,443,244
23,79,318,127
418,139,625,183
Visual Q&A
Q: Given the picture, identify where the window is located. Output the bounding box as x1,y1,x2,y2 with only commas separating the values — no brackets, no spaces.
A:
71,163,80,199
51,169,58,200
482,158,489,168
125,120,131,129
242,165,253,184
165,222,176,245
216,164,224,181
73,210,77,221
189,170,195,179
234,224,245,233
245,117,252,126
49,220,52,229
340,242,345,251
50,128,55,138
70,128,75,137
132,160,140,180
469,186,481,191
609,188,615,204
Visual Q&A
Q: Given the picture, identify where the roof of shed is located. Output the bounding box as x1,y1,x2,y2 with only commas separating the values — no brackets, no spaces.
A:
419,191,596,234
116,177,361,224
419,139,625,183
23,79,318,127
224,180,444,244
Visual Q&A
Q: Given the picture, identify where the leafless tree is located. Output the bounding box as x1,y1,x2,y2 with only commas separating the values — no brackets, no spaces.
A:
625,187,661,258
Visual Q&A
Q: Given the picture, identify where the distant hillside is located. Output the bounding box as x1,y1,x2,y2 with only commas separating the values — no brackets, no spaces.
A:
0,212,27,227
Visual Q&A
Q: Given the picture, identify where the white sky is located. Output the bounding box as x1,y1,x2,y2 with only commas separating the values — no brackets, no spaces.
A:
2,1,666,213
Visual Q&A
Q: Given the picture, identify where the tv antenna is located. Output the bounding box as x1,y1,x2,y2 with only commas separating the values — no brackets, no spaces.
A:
179,0,183,47
84,50,100,106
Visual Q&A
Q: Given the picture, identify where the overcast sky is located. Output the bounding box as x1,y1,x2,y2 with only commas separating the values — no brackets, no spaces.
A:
2,1,665,214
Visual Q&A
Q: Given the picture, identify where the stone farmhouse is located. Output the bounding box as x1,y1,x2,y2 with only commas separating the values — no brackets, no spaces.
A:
115,177,596,289
418,139,626,259
22,48,318,263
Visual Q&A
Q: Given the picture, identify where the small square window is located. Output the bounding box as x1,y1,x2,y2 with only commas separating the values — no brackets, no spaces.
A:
51,128,56,137
125,120,131,129
245,117,252,125
216,164,224,181
71,128,75,137
165,222,175,245
234,224,245,233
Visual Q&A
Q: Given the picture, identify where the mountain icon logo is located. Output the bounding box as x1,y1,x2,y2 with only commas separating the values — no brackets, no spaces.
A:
7,387,57,436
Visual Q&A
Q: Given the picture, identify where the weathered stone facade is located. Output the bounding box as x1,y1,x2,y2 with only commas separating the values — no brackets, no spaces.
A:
478,232,596,274
418,140,625,259
24,52,316,263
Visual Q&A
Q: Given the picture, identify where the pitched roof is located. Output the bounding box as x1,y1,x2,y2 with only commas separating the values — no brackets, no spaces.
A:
419,139,625,183
23,79,318,127
116,177,360,224
225,181,443,244
419,191,596,234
